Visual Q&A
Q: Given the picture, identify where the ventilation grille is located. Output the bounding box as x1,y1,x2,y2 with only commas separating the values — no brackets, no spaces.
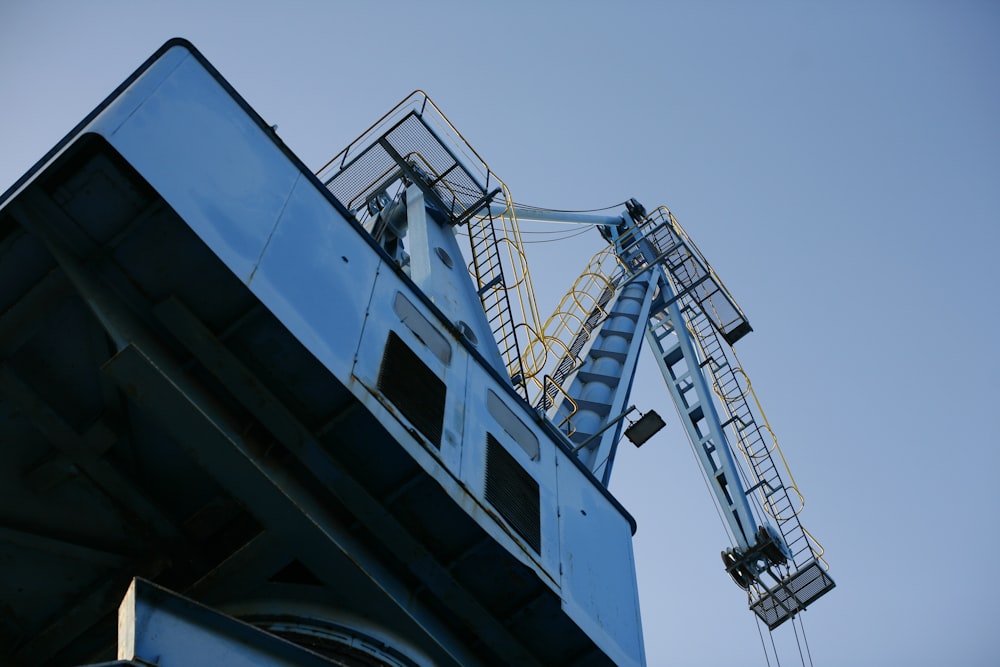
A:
377,331,446,448
485,433,540,553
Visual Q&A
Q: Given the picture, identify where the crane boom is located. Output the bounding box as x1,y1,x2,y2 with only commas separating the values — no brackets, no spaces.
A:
516,199,835,628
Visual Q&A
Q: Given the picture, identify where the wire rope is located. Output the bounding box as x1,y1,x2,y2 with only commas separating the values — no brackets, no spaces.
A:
457,225,594,243
755,616,773,667
589,437,624,484
791,615,808,667
517,218,609,227
769,624,783,667
453,225,593,244
518,227,593,244
515,226,602,234
798,612,815,667
512,200,628,213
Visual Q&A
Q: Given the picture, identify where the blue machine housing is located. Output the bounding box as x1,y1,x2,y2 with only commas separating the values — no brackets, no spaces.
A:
0,40,645,666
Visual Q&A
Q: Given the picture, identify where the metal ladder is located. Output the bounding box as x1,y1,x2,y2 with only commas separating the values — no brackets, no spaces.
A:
655,230,833,629
317,92,540,396
609,204,833,628
552,275,652,441
683,303,811,563
467,208,527,395
535,282,616,412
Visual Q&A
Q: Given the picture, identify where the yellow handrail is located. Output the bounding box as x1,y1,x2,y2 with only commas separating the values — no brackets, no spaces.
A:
469,182,546,388
660,204,827,563
523,245,623,406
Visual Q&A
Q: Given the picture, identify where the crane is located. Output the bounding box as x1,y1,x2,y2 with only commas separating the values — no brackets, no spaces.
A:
0,40,831,665
319,90,834,630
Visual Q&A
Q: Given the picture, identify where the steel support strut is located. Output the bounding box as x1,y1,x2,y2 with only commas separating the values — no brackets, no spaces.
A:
643,273,758,550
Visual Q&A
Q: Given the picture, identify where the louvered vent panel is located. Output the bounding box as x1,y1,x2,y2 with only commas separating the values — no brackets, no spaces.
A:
484,433,540,553
377,331,446,448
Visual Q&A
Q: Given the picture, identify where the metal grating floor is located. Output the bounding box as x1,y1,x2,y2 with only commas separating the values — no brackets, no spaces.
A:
750,560,836,630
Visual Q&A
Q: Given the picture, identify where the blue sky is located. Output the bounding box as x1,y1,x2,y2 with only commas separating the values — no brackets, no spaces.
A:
2,2,998,665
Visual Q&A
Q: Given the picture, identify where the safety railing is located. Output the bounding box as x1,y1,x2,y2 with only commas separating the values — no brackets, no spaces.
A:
621,206,752,345
611,203,833,626
317,92,547,396
318,93,496,228
524,246,626,413
659,225,833,626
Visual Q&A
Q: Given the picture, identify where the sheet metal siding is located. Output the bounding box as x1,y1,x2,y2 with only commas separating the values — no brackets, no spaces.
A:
48,41,644,665
352,266,469,477
461,366,560,583
94,49,300,284
249,173,380,381
0,37,636,538
557,453,646,666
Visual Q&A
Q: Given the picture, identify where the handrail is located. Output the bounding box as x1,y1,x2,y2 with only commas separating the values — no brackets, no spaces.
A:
317,91,549,393
661,207,746,323
683,291,825,565
542,375,579,435
490,182,545,339
523,245,624,408
624,203,827,574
